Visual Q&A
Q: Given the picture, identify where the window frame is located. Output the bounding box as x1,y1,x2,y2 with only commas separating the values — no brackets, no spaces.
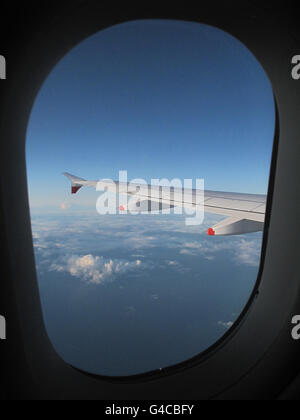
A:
1,2,300,399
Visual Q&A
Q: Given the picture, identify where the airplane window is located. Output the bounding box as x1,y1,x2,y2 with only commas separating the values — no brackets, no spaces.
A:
26,20,275,376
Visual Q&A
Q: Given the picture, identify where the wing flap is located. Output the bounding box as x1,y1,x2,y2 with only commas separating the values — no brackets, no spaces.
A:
208,217,264,236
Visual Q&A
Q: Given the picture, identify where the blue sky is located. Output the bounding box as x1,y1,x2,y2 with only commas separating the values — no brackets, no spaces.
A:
26,19,275,209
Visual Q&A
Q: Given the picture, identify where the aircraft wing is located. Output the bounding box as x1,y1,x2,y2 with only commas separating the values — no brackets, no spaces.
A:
63,172,266,236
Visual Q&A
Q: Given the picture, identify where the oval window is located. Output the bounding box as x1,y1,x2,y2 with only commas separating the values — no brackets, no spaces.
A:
26,19,275,376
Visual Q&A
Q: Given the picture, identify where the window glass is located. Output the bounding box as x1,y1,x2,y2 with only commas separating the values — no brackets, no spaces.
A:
26,20,275,376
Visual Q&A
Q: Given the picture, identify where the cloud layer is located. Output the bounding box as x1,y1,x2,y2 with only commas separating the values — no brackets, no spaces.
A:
31,211,263,287
50,254,143,284
180,237,261,267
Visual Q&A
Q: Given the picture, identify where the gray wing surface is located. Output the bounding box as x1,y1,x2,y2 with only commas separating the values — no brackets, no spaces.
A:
63,172,266,236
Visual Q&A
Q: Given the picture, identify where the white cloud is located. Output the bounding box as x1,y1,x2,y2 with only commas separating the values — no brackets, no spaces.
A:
180,237,261,267
31,212,262,273
166,260,178,266
180,249,197,256
182,242,203,249
218,321,234,330
125,306,136,313
50,254,144,285
54,242,67,248
233,239,261,267
33,243,48,250
50,263,65,272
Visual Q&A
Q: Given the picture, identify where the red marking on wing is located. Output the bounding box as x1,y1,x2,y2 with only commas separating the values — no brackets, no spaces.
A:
72,186,82,194
207,228,216,236
119,205,125,211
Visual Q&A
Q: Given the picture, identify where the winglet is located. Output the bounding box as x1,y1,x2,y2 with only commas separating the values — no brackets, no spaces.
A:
63,172,86,194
